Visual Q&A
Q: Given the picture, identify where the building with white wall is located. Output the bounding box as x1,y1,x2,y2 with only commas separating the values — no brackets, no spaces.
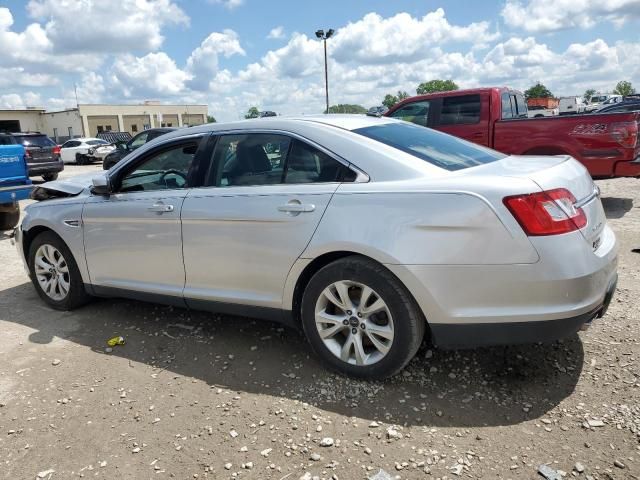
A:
1,102,209,142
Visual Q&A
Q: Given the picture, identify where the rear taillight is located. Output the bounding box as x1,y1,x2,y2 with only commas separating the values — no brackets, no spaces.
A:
610,121,638,148
24,149,32,159
503,188,587,236
52,145,61,156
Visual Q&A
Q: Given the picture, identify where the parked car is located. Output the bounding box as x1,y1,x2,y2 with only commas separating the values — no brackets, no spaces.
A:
0,134,32,230
527,105,558,118
594,100,640,114
18,116,617,378
10,132,63,181
102,128,175,170
384,87,640,178
558,96,588,115
585,94,622,112
60,138,116,165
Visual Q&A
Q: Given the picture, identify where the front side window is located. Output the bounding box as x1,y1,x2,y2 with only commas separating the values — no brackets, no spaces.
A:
388,101,430,127
354,122,505,171
438,95,481,125
62,140,79,148
119,141,199,193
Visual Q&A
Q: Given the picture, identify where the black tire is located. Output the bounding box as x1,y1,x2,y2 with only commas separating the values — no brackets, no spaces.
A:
42,173,58,182
301,256,426,379
0,206,20,230
28,231,91,310
75,153,86,165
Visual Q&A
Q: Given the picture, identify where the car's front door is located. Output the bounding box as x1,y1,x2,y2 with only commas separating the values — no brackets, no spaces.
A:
60,140,82,163
82,135,206,301
181,132,356,311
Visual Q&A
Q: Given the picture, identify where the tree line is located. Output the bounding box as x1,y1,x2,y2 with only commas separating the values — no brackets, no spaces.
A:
524,80,636,102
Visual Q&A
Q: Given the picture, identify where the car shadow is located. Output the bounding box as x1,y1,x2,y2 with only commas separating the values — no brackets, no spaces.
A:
1,281,584,428
601,196,633,219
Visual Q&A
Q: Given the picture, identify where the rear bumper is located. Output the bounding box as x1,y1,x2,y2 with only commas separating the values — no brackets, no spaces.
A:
430,274,617,348
387,226,618,349
613,157,640,177
0,183,32,204
28,160,64,176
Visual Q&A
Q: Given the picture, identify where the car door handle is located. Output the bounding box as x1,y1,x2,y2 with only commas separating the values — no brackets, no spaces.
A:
277,203,315,213
148,203,174,213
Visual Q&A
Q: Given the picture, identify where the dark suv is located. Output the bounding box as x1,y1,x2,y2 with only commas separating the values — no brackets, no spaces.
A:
11,132,63,181
102,127,175,170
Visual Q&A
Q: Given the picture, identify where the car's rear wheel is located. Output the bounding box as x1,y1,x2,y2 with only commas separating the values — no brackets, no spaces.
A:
301,256,425,379
28,231,90,310
0,205,20,231
42,173,58,181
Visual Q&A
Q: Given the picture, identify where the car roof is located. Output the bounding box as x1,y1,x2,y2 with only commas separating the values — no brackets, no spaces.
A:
10,132,47,136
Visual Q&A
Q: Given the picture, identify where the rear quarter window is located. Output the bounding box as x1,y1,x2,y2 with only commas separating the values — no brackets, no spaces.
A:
354,121,505,171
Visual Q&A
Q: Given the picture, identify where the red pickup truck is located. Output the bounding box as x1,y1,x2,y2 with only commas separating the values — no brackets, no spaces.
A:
384,87,640,178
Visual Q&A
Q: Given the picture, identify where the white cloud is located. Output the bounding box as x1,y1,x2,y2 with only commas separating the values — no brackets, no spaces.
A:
209,0,244,9
267,26,285,39
111,52,190,97
27,0,189,53
0,91,42,109
186,30,245,90
501,0,640,33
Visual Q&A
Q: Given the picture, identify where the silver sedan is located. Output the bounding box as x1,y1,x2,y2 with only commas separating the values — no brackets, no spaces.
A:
16,115,618,378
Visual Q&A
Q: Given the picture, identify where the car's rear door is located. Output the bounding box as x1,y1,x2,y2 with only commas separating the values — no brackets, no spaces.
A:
180,131,355,312
82,134,207,301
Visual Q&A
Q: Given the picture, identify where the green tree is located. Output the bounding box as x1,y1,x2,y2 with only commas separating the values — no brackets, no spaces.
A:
613,80,636,96
583,89,596,102
326,104,367,114
244,106,260,119
381,90,409,109
416,79,458,95
523,82,553,99
206,115,216,123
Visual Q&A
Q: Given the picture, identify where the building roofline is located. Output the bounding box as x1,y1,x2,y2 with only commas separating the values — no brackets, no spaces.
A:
77,103,208,107
44,108,79,114
0,108,46,112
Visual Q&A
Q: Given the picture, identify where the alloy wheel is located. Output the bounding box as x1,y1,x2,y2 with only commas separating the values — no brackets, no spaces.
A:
314,280,394,366
34,244,70,301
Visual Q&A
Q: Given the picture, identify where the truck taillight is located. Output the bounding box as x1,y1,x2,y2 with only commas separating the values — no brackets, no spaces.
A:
610,121,638,148
503,188,587,236
52,145,61,156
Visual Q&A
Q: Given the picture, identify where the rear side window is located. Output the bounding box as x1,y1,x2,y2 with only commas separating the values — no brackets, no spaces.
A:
514,94,528,118
354,122,506,171
285,140,352,184
501,93,514,119
14,135,55,147
388,101,430,127
438,95,481,125
87,140,108,146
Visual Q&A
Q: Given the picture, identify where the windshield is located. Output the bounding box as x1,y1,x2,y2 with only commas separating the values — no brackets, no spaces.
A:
354,122,506,171
14,135,55,147
87,140,109,146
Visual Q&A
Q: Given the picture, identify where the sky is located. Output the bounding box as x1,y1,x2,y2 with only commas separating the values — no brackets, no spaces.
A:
0,0,639,121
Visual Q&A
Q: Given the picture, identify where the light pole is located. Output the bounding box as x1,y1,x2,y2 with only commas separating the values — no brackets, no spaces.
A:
315,28,334,114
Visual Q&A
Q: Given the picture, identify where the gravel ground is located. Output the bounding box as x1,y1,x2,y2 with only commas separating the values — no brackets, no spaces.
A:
0,165,638,480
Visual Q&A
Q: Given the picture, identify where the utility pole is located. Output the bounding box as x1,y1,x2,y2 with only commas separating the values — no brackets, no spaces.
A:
315,29,334,113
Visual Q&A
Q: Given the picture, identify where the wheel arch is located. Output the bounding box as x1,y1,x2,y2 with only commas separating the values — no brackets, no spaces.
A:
287,251,431,341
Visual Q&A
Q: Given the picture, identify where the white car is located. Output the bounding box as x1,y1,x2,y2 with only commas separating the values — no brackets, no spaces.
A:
17,116,618,379
60,138,116,165
558,97,588,115
527,105,559,118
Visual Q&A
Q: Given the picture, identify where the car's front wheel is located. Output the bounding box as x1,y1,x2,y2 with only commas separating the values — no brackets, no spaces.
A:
301,256,425,379
28,231,90,310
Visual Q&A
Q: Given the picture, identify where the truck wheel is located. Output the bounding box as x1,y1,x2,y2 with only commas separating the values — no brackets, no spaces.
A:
0,205,20,231
42,173,58,182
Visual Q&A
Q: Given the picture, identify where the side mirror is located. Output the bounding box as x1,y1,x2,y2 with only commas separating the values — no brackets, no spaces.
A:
90,173,111,196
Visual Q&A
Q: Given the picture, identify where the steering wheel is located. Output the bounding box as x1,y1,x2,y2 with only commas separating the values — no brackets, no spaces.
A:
159,169,187,188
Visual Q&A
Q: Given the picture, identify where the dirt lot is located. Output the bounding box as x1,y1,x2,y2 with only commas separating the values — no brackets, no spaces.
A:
1,165,638,480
